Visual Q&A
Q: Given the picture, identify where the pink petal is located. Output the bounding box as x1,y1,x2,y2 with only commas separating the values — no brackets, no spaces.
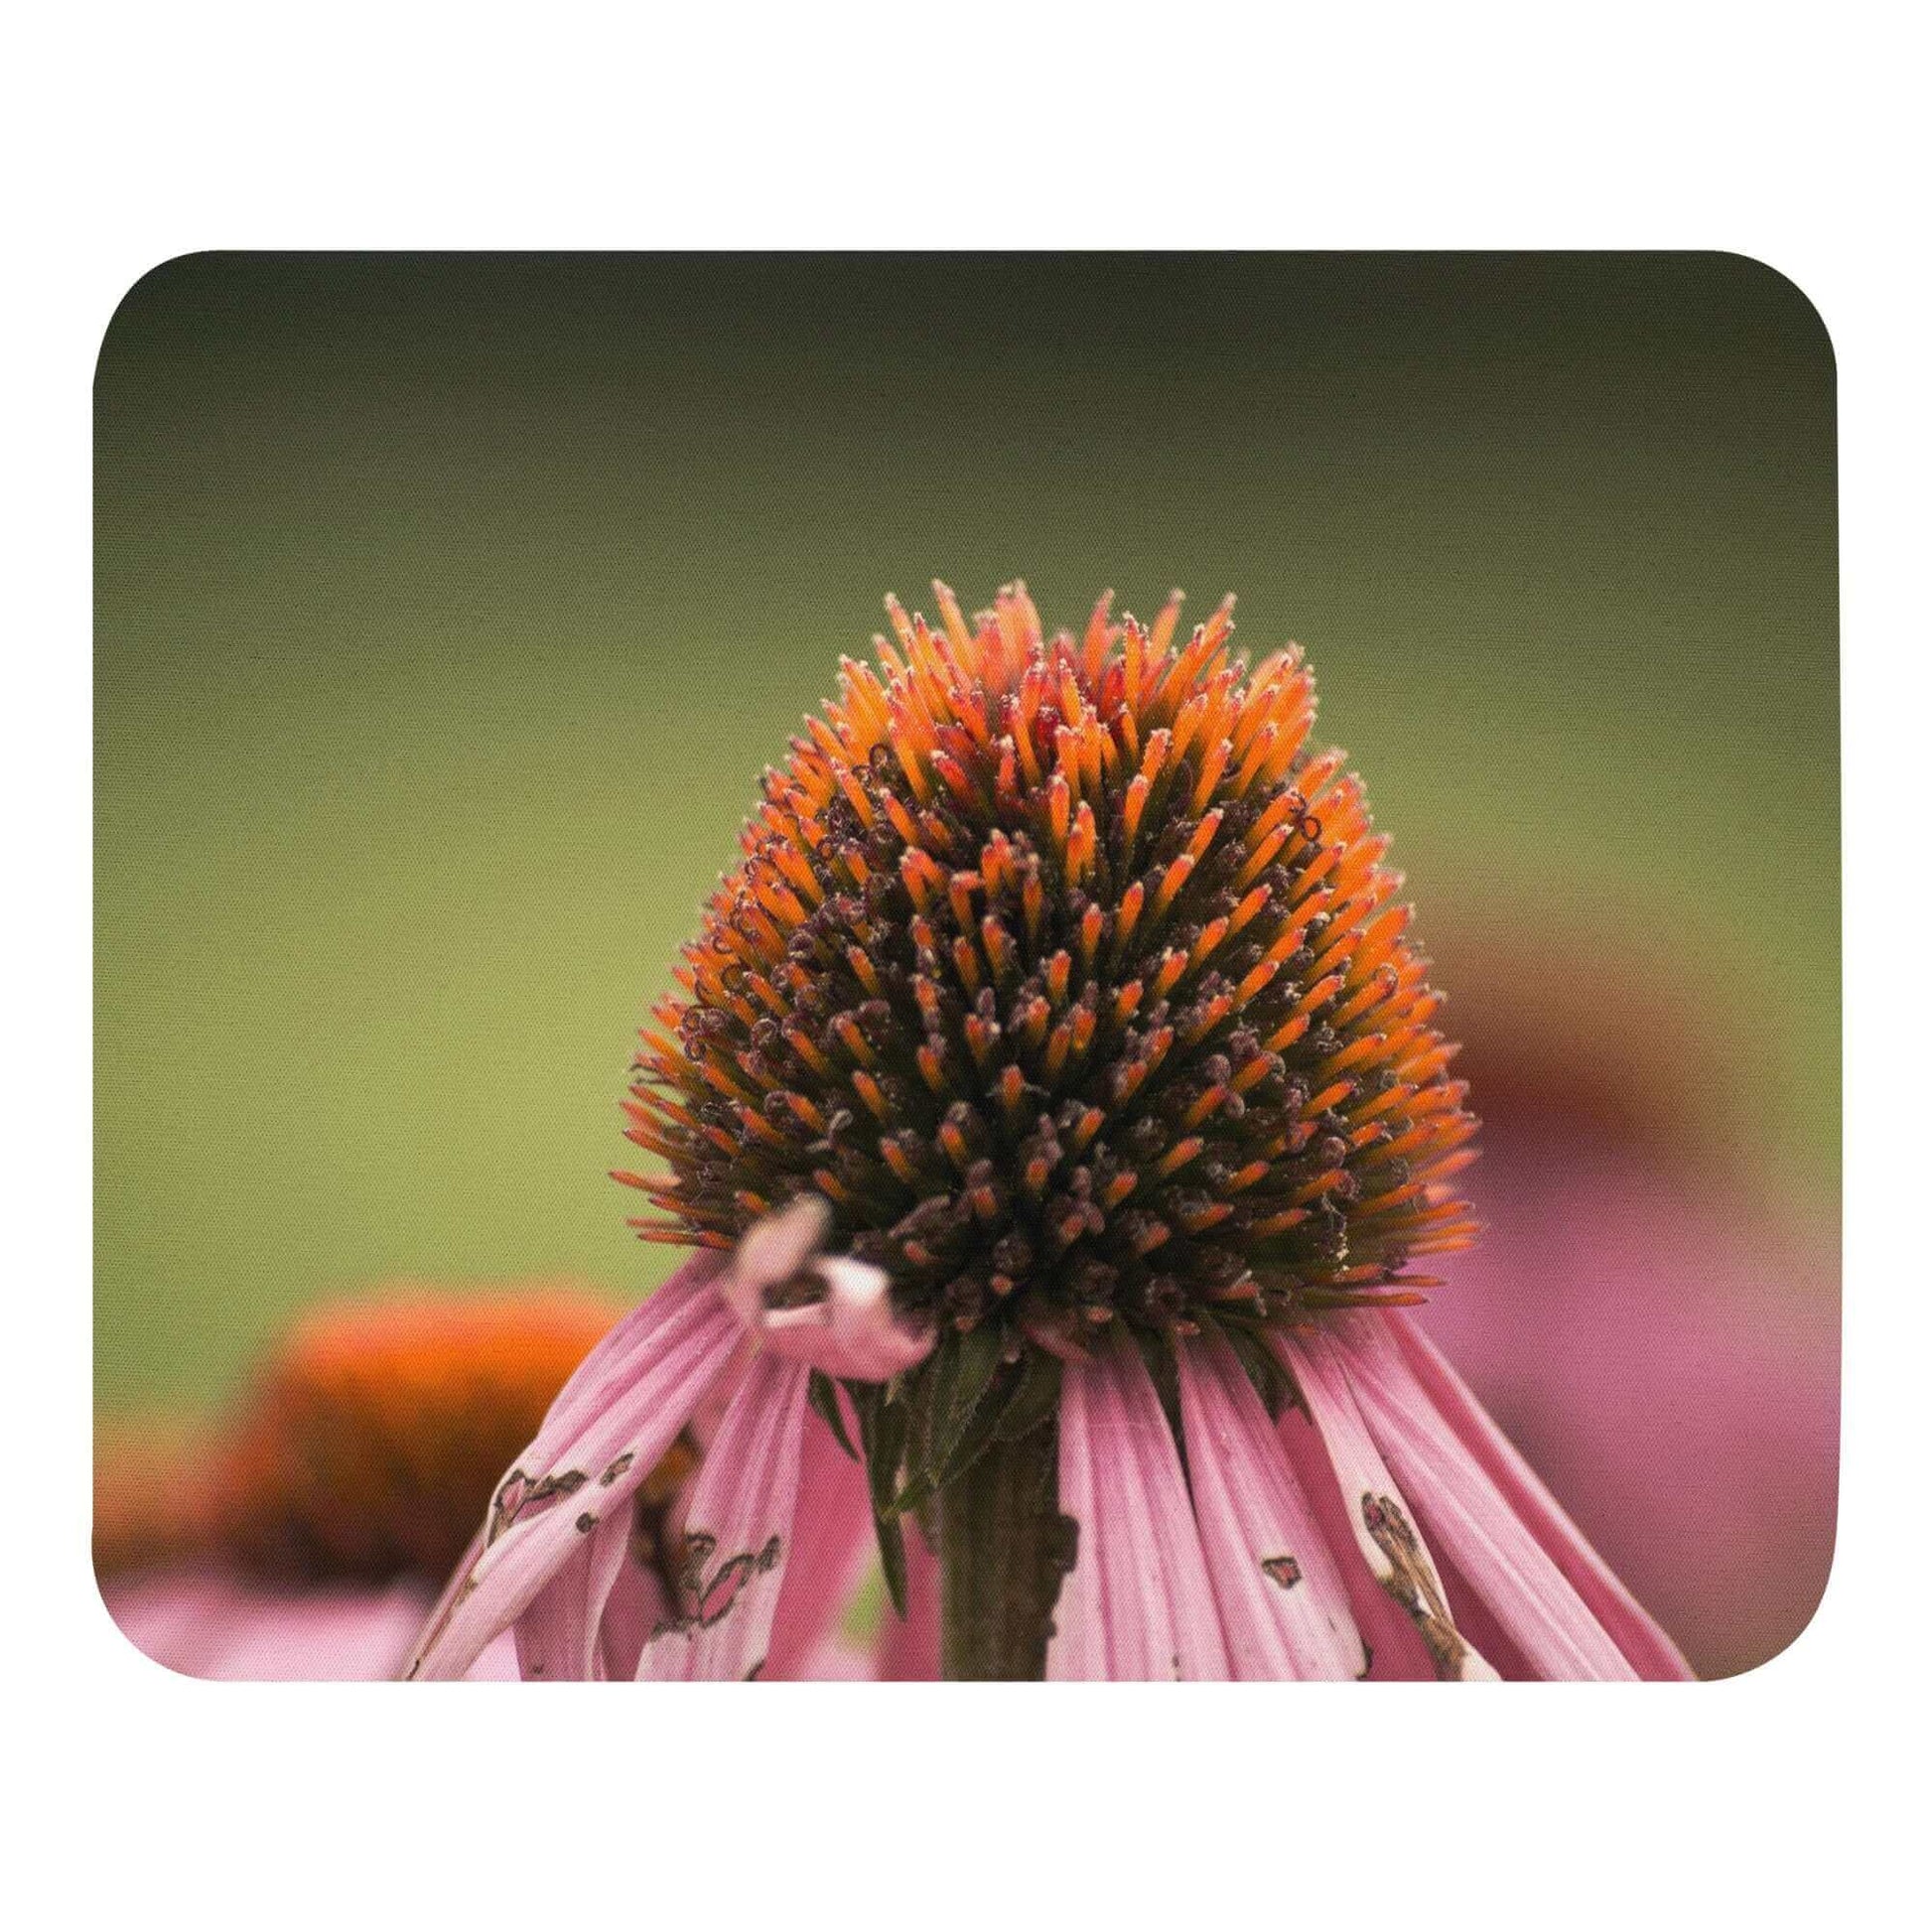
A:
589,1353,737,1681
721,1195,933,1381
761,1394,876,1681
1417,1145,1832,1677
1338,1314,1686,1680
403,1522,485,1681
1389,1311,1694,1678
637,1352,813,1680
595,1550,672,1682
1273,1405,1442,1679
1046,1360,1108,1680
405,1277,741,1680
466,1628,525,1680
1046,1335,1230,1680
514,1508,633,1682
537,1251,727,1455
1273,1325,1499,1681
755,1255,935,1380
1175,1332,1367,1679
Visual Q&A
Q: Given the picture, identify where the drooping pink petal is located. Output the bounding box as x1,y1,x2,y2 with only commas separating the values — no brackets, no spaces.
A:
1273,1324,1498,1681
535,1251,727,1458
1333,1314,1683,1680
406,1523,484,1681
1419,1143,1834,1677
589,1356,737,1680
595,1549,671,1682
637,1352,813,1681
761,1395,876,1681
1388,1312,1695,1679
514,1508,633,1682
1272,1405,1441,1679
756,1254,936,1380
467,1628,525,1680
1176,1331,1367,1679
1046,1334,1230,1681
1046,1359,1108,1680
722,1198,934,1381
405,1278,741,1680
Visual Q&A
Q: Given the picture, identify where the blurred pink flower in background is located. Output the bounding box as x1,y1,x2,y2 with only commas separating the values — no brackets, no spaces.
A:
1418,919,1839,1679
1418,1151,1836,1679
102,1570,510,1681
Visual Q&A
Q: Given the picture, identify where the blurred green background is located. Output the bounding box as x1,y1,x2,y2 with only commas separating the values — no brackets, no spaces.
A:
96,252,1836,1412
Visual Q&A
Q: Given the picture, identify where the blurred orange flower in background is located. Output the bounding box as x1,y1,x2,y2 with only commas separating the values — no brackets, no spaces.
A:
97,1286,621,1677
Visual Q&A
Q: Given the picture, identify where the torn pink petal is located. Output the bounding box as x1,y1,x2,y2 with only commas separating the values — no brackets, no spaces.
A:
722,1193,834,1317
1047,1334,1230,1681
761,1394,876,1681
721,1194,932,1381
1387,1313,1694,1680
595,1549,671,1682
536,1252,726,1458
755,1256,935,1380
1273,1324,1498,1681
1273,1406,1441,1679
1176,1332,1367,1680
1335,1315,1670,1681
595,1359,751,1678
1045,1359,1108,1680
637,1352,813,1681
514,1508,633,1682
405,1280,741,1680
405,1524,485,1682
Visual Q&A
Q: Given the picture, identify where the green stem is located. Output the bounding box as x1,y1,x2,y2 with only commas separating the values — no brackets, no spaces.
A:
936,1421,1065,1681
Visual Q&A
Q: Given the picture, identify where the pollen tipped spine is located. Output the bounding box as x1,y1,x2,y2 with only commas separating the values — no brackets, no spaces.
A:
621,583,1478,1343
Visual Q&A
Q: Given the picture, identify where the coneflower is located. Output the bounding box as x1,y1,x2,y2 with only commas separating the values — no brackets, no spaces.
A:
406,584,1692,1681
100,1289,630,1678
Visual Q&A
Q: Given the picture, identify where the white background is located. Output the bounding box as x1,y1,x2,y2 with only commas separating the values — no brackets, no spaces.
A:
8,4,1922,1926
